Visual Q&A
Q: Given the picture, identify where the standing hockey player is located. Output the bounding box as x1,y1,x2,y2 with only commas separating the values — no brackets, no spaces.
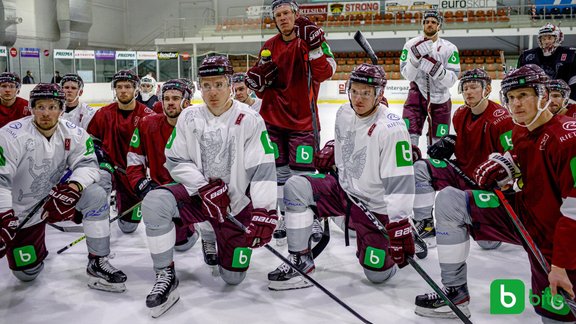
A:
518,23,576,101
414,64,576,322
546,79,576,117
0,72,29,127
232,72,262,112
60,73,97,129
136,75,160,110
413,68,513,249
126,79,217,264
87,70,155,234
0,83,126,292
268,64,419,290
245,0,336,243
142,56,277,317
400,10,460,146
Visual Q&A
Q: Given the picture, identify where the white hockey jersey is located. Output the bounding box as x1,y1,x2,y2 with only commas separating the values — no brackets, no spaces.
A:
61,102,97,130
165,100,277,215
250,97,262,113
400,37,460,104
335,103,415,223
0,116,100,227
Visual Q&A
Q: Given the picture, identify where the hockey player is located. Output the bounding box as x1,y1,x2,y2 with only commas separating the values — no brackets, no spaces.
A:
414,64,576,322
518,23,576,101
0,72,29,127
60,73,97,129
142,56,277,317
413,68,514,249
232,72,262,112
126,79,217,264
136,75,160,110
546,79,576,117
0,83,126,292
245,0,336,243
400,10,460,146
268,64,418,290
87,70,155,234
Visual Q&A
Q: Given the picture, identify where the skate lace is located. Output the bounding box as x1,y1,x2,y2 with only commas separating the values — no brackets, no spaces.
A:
202,240,216,254
98,257,120,275
424,286,451,300
277,254,299,273
150,269,173,295
312,219,323,234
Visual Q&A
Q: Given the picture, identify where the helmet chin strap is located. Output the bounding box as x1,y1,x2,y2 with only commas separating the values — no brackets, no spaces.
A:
467,90,490,110
512,95,551,128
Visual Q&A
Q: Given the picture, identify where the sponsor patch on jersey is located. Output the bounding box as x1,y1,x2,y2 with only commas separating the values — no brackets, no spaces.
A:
130,128,140,148
321,42,334,58
387,113,400,121
260,131,275,155
561,53,567,61
144,107,154,114
562,121,576,131
367,123,377,136
395,141,412,167
570,157,576,187
500,130,513,151
85,137,95,155
65,121,76,129
448,51,460,64
400,49,408,62
9,122,22,129
0,146,6,166
471,190,500,208
526,53,536,62
64,138,70,151
493,109,506,118
235,113,245,125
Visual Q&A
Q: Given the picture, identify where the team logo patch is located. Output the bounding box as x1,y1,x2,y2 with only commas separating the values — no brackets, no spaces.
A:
367,123,377,136
65,121,76,129
133,116,140,127
9,122,22,129
65,138,71,151
562,121,576,131
493,109,506,118
235,113,245,125
539,133,549,151
387,113,400,121
561,53,567,61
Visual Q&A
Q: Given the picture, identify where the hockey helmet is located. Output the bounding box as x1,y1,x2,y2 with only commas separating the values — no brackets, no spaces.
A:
60,73,84,89
423,10,443,27
112,70,140,89
231,72,247,84
162,79,192,100
197,55,234,78
271,0,299,15
140,75,157,89
29,83,65,109
500,64,548,104
538,23,563,56
349,63,387,88
0,72,21,89
546,79,570,99
458,68,491,93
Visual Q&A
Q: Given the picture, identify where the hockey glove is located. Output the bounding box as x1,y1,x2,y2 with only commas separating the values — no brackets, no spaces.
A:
410,38,433,61
135,177,159,200
427,134,456,160
313,140,335,173
294,16,326,50
420,56,446,80
42,184,82,223
412,144,422,163
245,208,278,248
198,179,230,223
385,218,415,268
474,151,519,189
94,143,115,174
0,209,18,257
245,61,278,92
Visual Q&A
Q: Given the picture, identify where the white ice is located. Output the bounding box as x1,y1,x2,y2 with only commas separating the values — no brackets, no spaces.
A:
0,104,541,324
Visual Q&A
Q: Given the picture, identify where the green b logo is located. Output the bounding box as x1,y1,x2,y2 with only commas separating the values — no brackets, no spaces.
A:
428,158,447,168
570,157,576,187
85,137,95,155
296,145,313,164
13,245,38,267
400,49,408,62
232,247,252,269
448,51,460,64
131,205,142,221
395,141,412,167
500,130,513,152
260,131,275,155
363,246,386,269
471,190,500,208
490,279,525,314
130,128,141,148
436,124,448,137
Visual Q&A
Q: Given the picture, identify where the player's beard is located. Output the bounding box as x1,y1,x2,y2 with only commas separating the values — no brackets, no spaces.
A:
164,107,181,118
424,28,437,38
118,95,134,105
34,117,59,131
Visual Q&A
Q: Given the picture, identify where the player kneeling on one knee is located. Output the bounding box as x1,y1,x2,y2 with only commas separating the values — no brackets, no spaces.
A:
0,83,126,292
268,63,421,291
142,55,277,318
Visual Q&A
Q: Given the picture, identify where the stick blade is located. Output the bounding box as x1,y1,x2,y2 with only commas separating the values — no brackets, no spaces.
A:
353,30,378,65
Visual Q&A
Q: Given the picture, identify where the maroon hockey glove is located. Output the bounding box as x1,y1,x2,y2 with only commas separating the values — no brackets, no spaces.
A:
427,134,456,160
410,38,433,60
411,144,422,163
0,209,18,257
245,208,278,248
474,152,518,189
385,218,415,268
294,16,326,50
313,140,335,173
245,61,278,92
198,179,230,223
420,55,446,80
42,184,81,223
135,177,159,200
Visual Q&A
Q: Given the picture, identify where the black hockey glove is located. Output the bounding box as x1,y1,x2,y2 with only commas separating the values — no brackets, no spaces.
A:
427,134,456,160
135,178,159,200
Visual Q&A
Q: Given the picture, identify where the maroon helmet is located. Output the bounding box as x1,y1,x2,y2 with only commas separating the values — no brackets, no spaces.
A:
0,72,21,89
112,69,140,88
348,63,387,88
546,79,570,98
458,68,491,93
500,64,548,105
161,79,192,100
271,0,299,14
60,73,84,89
197,56,234,78
29,83,65,109
423,10,443,27
231,72,247,84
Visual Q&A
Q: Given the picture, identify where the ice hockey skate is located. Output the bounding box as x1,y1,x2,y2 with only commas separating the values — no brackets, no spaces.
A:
310,217,323,242
201,239,219,276
414,218,436,248
415,283,471,319
268,251,315,291
146,264,180,318
273,214,287,246
413,229,428,259
87,256,127,293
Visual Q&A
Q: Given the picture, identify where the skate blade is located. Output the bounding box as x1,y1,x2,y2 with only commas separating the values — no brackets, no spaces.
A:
268,276,314,291
87,277,126,293
275,237,287,247
150,289,180,318
414,301,471,319
210,265,219,277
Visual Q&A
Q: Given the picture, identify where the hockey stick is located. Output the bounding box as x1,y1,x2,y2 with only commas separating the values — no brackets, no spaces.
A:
48,223,84,233
347,194,473,324
226,214,373,324
494,190,576,317
499,50,507,75
442,159,477,188
16,170,73,232
56,202,141,254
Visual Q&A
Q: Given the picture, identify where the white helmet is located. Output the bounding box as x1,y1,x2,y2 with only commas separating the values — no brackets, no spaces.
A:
538,23,564,56
140,75,157,101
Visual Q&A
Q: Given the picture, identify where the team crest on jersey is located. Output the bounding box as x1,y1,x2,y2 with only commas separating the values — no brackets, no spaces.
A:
493,109,506,118
144,107,154,114
235,113,245,125
65,121,76,129
387,113,400,121
65,138,71,151
526,53,536,61
561,54,567,61
367,123,377,136
539,133,549,151
133,116,140,127
563,121,576,131
9,122,22,129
